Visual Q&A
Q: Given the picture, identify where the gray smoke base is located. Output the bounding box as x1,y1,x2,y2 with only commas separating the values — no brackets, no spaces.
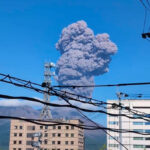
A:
55,20,117,98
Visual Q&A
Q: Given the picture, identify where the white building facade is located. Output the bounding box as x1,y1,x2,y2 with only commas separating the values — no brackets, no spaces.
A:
107,99,150,150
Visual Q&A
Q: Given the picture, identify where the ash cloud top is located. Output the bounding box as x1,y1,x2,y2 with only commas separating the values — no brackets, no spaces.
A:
55,20,117,97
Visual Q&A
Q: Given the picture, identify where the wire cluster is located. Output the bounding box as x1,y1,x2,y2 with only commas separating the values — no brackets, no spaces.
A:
1,73,150,149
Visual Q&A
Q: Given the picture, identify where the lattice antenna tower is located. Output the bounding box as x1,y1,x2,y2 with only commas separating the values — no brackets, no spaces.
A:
40,62,55,120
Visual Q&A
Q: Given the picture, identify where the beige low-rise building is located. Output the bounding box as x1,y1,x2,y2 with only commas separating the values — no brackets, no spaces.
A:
9,119,84,150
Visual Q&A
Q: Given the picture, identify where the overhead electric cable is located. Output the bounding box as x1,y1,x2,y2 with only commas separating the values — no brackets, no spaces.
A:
1,73,150,121
146,0,150,8
51,89,150,121
77,110,128,150
139,0,150,11
53,81,150,88
1,93,150,122
1,73,150,89
0,93,137,119
62,97,128,150
1,115,150,135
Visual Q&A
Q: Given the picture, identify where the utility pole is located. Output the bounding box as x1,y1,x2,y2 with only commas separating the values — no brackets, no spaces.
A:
40,62,55,120
117,92,122,150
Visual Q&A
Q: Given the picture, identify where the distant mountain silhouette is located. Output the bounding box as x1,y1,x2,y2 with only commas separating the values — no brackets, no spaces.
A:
0,106,106,150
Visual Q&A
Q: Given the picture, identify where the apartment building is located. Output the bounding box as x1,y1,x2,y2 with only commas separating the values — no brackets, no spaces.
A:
107,99,150,150
9,119,84,150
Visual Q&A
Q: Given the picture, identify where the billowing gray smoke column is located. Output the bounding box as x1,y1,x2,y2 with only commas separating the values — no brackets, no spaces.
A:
55,20,117,97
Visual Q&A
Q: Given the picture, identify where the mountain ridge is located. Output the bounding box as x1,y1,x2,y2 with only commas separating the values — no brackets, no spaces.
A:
0,106,106,150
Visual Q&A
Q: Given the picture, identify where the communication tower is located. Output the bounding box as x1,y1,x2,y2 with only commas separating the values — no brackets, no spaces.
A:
40,62,55,120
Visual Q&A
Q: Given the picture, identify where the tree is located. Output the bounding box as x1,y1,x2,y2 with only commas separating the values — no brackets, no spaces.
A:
100,144,106,150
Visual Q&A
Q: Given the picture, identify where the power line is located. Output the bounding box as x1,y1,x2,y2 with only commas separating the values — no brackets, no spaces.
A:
63,95,128,150
1,73,150,122
0,93,137,119
0,94,150,134
1,115,150,135
1,72,149,121
53,81,150,88
146,0,150,8
51,89,150,122
2,73,150,89
77,110,128,150
1,73,150,133
1,92,150,122
139,0,150,11
0,72,149,121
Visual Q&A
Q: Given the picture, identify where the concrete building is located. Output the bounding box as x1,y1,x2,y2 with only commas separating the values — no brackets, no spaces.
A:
107,99,150,150
9,119,84,150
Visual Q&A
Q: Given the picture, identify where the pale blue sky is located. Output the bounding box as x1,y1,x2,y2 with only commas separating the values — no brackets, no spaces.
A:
0,0,150,124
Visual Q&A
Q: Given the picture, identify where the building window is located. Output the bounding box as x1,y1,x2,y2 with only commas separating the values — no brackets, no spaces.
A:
18,148,21,150
44,133,48,137
20,126,23,129
40,126,43,129
65,133,69,137
133,122,143,125
65,141,68,145
145,122,150,125
133,145,145,148
44,140,48,144
19,141,22,144
45,126,48,129
109,144,118,147
13,141,17,144
14,126,17,129
71,126,74,130
145,130,150,133
71,141,74,145
57,141,61,144
133,129,143,133
58,126,61,129
66,126,69,130
52,133,55,137
19,133,22,137
71,133,74,137
109,121,118,125
144,114,150,117
27,133,34,138
146,145,150,148
14,133,17,136
27,126,35,130
26,141,32,145
13,148,16,150
133,114,141,119
133,137,144,140
53,126,56,129
58,133,61,137
52,141,55,145
146,137,150,140
109,136,118,140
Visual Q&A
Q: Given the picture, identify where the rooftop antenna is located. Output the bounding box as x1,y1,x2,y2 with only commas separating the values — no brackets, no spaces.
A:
40,62,55,120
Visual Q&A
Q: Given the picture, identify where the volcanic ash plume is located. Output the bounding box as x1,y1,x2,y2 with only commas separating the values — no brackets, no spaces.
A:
55,20,117,97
